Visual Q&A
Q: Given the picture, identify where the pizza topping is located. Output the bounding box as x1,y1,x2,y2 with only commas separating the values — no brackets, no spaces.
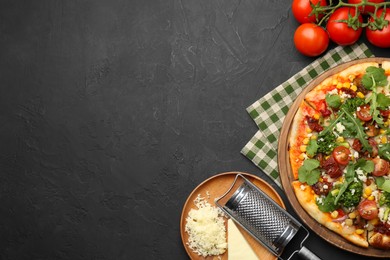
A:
357,105,373,121
298,159,321,185
306,116,324,132
322,156,344,178
372,158,390,177
332,146,351,165
358,199,379,220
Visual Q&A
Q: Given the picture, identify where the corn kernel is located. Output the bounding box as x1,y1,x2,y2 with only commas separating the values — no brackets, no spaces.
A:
348,212,356,219
337,82,343,89
332,79,338,85
350,85,357,92
348,74,356,81
306,128,312,133
363,193,368,198
310,135,317,140
385,122,389,127
364,187,372,196
300,145,307,152
336,136,345,143
313,114,320,120
382,136,387,144
331,210,339,219
380,129,387,134
319,177,324,182
343,82,350,88
368,195,375,201
355,229,365,235
345,219,353,226
303,138,310,145
299,153,306,160
370,218,379,226
357,92,365,99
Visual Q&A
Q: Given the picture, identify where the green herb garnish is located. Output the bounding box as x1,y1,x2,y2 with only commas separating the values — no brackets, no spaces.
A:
298,159,321,185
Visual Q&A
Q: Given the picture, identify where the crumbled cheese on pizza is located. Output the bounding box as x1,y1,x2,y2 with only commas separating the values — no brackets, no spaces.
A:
350,189,355,195
300,184,306,191
335,122,346,133
185,194,227,257
328,89,338,95
379,207,386,222
340,92,352,99
316,196,324,204
356,168,367,182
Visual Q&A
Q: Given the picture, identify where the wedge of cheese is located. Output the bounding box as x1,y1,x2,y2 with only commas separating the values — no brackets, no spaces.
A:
228,219,259,260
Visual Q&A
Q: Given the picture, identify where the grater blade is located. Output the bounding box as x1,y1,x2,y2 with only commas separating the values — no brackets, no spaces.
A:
215,174,302,257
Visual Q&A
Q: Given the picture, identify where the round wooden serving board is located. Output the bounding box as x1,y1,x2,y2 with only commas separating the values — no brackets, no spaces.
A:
180,171,285,260
278,57,390,258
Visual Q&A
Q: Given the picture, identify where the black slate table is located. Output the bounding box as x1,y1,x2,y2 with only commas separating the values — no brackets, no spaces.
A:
1,1,389,259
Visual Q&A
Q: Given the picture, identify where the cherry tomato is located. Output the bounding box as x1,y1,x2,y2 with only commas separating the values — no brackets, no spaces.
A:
347,0,385,14
294,23,329,57
292,0,327,24
358,199,379,220
366,8,390,48
356,105,373,121
326,7,363,46
332,146,351,165
372,158,390,176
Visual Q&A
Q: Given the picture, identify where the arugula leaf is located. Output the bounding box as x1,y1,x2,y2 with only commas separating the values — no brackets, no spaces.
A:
366,87,384,125
319,111,344,137
376,177,390,193
341,107,372,152
298,159,321,185
379,143,390,161
334,159,373,205
362,66,389,125
326,94,341,109
334,163,356,205
362,66,388,90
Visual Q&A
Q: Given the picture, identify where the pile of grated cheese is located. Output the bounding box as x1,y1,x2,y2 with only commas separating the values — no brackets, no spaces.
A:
185,193,227,257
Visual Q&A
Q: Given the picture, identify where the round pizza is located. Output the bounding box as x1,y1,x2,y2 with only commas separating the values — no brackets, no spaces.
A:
289,60,390,250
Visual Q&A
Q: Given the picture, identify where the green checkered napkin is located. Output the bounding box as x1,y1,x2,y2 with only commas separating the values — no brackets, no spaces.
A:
241,43,373,188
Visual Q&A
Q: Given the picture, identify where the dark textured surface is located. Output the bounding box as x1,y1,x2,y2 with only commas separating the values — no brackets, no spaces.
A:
1,1,389,259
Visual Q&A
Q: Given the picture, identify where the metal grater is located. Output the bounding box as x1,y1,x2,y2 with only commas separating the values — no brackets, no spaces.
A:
215,174,321,260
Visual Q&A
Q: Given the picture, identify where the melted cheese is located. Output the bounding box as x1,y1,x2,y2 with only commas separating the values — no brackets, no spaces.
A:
228,219,259,260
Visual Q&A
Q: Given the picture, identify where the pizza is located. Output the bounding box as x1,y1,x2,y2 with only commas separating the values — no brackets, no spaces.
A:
288,60,390,250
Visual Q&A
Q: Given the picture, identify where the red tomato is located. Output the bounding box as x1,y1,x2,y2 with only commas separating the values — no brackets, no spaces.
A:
292,0,327,24
366,8,390,48
372,158,390,176
347,0,385,14
358,199,379,220
332,146,351,165
356,105,373,121
326,7,363,46
294,23,329,57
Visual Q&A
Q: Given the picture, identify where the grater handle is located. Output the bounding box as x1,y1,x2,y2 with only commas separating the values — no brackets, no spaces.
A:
297,246,322,260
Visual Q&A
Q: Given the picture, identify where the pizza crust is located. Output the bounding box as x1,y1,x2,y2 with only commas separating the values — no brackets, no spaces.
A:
289,102,319,179
369,232,390,249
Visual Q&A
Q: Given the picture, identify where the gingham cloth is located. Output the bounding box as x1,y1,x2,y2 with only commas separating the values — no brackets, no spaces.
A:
241,43,373,188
